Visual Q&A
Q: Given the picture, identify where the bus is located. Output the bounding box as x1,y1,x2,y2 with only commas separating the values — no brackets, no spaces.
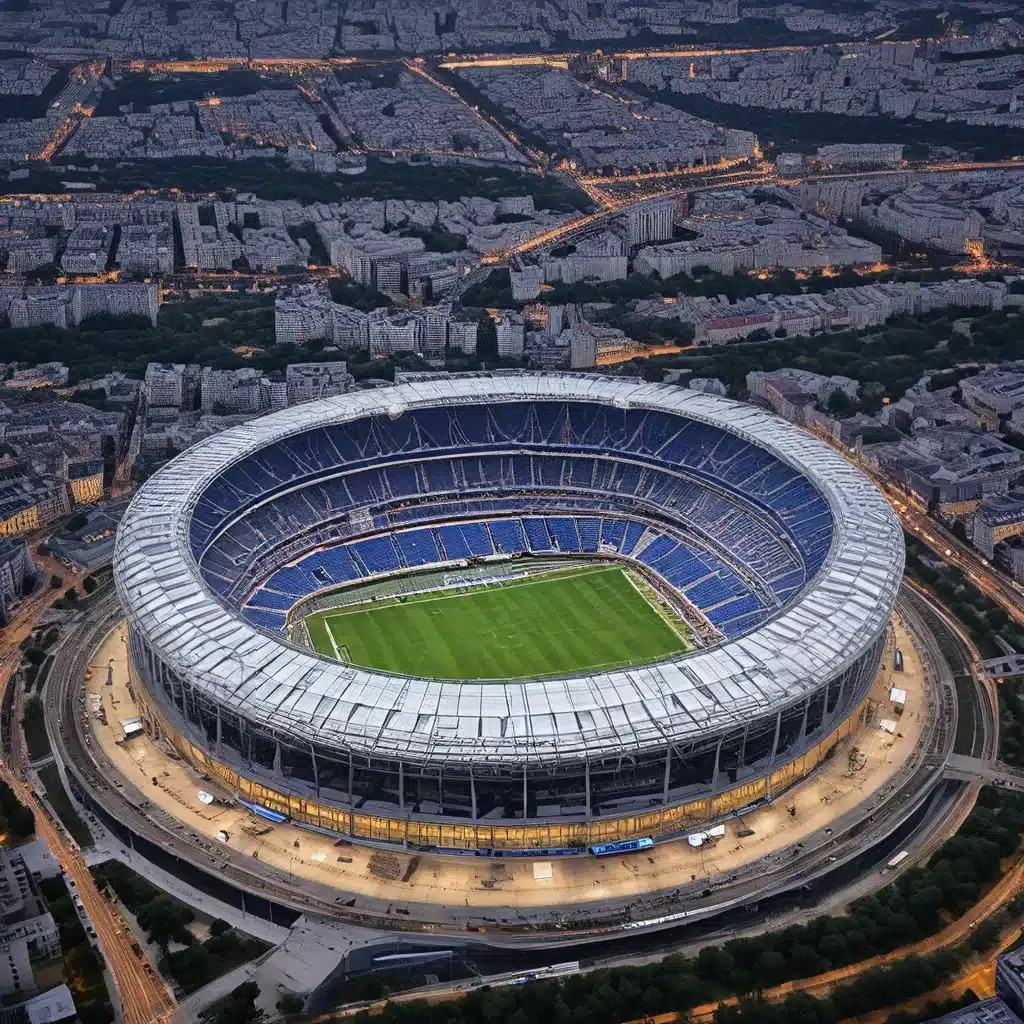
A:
590,837,654,857
886,850,909,870
238,798,287,824
491,963,581,988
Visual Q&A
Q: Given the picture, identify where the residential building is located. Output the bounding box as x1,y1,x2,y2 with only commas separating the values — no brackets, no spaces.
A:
447,319,478,356
144,363,186,409
510,261,544,303
959,366,1024,429
285,362,353,406
0,846,62,1000
0,539,36,626
496,313,526,359
973,492,1024,559
200,368,265,415
688,377,727,396
627,198,675,248
923,999,1023,1024
865,428,1024,516
66,458,104,505
997,940,1024,1021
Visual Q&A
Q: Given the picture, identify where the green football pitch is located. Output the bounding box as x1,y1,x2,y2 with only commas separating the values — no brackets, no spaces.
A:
304,564,689,680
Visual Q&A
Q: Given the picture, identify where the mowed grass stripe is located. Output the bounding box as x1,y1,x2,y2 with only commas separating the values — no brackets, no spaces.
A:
313,565,686,680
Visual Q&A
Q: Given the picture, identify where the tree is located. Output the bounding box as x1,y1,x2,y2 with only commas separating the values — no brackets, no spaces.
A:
50,575,62,590
83,576,98,595
211,981,265,1024
63,587,78,602
276,994,303,1014
136,894,193,950
209,918,231,937
825,388,855,417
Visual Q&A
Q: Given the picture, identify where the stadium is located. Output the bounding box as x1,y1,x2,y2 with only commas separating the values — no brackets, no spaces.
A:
113,373,904,853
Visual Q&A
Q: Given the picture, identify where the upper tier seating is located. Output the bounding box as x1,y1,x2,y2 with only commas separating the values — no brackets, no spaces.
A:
245,513,771,642
193,401,832,647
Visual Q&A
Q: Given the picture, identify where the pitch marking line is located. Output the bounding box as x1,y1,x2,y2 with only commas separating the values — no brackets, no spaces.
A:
622,568,692,650
319,563,617,627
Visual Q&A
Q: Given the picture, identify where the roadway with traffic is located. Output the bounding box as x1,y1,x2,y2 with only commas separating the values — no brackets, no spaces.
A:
0,569,175,1024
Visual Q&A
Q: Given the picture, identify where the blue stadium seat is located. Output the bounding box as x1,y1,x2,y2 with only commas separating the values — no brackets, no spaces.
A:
546,517,580,552
576,517,600,552
248,590,296,611
242,608,287,631
394,528,441,567
350,537,400,576
524,518,553,552
489,519,527,554
195,400,836,626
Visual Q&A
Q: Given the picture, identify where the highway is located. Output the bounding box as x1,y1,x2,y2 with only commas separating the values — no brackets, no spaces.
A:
944,753,1024,789
329,776,1010,1024
816,435,1024,633
0,577,175,1024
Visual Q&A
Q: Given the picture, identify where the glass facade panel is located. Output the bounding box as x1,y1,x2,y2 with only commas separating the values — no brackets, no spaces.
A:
125,618,886,850
138,689,874,850
280,743,316,787
805,690,826,736
742,719,776,773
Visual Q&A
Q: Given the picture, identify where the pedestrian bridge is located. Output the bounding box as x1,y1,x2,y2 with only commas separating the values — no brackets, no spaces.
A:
944,754,1024,789
983,654,1024,680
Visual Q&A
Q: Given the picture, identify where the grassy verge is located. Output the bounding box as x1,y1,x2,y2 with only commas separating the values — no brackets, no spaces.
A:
0,778,33,844
952,673,979,757
92,861,269,995
22,695,51,762
37,763,92,848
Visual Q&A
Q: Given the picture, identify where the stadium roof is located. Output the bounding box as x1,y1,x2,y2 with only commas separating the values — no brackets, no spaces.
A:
114,373,904,766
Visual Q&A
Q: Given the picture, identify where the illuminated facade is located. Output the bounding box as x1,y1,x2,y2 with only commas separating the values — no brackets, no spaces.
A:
115,373,903,851
129,632,887,849
0,503,40,539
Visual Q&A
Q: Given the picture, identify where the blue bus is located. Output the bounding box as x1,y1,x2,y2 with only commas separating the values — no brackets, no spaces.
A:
589,837,654,857
238,799,287,824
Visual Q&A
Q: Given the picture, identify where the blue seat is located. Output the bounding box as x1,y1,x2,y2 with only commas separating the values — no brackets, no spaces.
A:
350,537,400,576
190,399,839,619
243,608,287,631
576,517,600,552
524,518,553,552
395,528,441,567
546,517,580,553
490,519,527,554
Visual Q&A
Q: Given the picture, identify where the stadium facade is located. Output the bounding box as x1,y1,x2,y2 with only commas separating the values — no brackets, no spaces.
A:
114,373,904,852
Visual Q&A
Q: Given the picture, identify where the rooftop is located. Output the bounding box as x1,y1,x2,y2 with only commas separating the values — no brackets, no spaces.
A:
114,373,903,765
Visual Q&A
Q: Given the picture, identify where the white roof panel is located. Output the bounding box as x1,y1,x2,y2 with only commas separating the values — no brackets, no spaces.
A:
114,373,903,765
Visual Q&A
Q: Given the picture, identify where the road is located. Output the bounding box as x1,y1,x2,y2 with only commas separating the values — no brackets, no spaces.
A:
599,853,1024,1024
944,753,1024,789
817,434,1024,632
844,924,1022,1024
0,579,175,1024
328,845,1024,1024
